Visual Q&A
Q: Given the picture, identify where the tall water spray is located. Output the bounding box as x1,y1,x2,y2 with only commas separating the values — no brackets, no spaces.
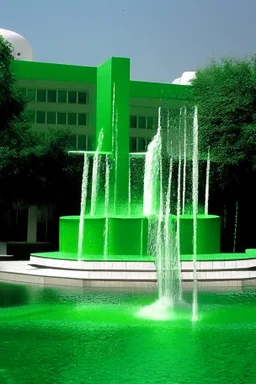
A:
128,157,131,216
233,200,239,252
104,156,110,259
144,108,183,305
90,129,104,216
204,148,211,215
182,107,187,215
78,153,89,260
176,142,182,301
164,153,182,303
192,106,199,322
143,126,162,216
155,108,165,298
164,156,173,297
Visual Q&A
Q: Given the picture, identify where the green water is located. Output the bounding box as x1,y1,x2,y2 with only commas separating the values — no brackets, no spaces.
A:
0,283,256,383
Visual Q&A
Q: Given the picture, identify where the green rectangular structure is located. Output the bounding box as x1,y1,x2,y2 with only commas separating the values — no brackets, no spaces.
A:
96,57,130,215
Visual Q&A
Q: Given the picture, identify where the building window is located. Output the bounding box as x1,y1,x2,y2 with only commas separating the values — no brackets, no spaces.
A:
58,90,67,103
26,110,35,123
138,116,146,129
37,89,47,102
87,136,93,151
47,111,56,124
78,113,87,126
129,137,137,152
137,137,147,152
36,111,46,124
47,90,57,103
77,135,86,150
130,115,137,128
78,92,87,104
68,113,77,125
69,134,77,150
68,91,77,104
147,117,155,129
27,89,36,102
57,112,67,125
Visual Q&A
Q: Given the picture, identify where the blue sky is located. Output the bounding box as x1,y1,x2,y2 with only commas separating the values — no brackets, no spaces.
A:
1,0,256,83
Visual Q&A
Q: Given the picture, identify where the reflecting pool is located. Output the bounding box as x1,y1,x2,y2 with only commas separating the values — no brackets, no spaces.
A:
0,282,256,383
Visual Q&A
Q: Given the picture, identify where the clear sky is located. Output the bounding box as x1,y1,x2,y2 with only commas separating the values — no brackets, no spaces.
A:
1,0,256,83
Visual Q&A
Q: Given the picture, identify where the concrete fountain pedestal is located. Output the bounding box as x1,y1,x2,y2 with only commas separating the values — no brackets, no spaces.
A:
1,253,256,290
1,213,255,289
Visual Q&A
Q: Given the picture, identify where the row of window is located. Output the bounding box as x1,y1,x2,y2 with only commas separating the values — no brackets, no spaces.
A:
130,115,156,130
69,134,93,150
27,110,87,126
130,137,151,152
39,132,92,150
22,88,88,104
38,132,150,152
69,136,150,152
70,136,151,152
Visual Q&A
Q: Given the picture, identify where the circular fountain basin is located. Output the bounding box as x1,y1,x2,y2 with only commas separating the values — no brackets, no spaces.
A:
178,214,220,255
59,215,148,259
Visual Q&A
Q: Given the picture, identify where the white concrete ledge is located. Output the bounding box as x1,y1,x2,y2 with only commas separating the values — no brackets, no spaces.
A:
30,256,156,271
0,259,256,289
30,256,256,272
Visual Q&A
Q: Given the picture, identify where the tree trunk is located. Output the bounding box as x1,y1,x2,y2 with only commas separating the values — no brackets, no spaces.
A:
27,206,37,243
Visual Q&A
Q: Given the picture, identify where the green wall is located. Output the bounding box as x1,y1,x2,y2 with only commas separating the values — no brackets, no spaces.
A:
96,57,130,214
130,80,191,100
96,58,113,152
12,58,191,103
11,60,97,84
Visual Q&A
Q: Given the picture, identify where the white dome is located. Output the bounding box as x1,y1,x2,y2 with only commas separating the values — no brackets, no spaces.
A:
172,71,196,85
172,77,181,85
0,29,33,61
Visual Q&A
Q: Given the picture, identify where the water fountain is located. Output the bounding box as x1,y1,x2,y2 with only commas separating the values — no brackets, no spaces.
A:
54,105,221,319
2,56,256,383
22,56,255,321
28,98,224,321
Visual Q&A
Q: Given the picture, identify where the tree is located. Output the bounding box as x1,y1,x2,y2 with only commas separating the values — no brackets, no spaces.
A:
0,36,31,148
192,56,256,166
191,56,256,251
0,36,83,242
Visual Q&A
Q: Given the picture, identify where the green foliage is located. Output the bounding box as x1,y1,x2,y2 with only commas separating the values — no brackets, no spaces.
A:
0,36,81,209
192,56,256,251
0,36,29,148
192,56,256,167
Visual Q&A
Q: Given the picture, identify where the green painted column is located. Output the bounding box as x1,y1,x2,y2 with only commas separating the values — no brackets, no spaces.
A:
96,59,113,152
96,57,130,215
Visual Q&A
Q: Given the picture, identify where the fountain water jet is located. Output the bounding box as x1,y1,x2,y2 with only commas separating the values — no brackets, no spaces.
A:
104,156,110,259
90,129,104,216
78,154,89,261
204,147,211,215
192,106,199,322
182,107,187,215
233,200,239,253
